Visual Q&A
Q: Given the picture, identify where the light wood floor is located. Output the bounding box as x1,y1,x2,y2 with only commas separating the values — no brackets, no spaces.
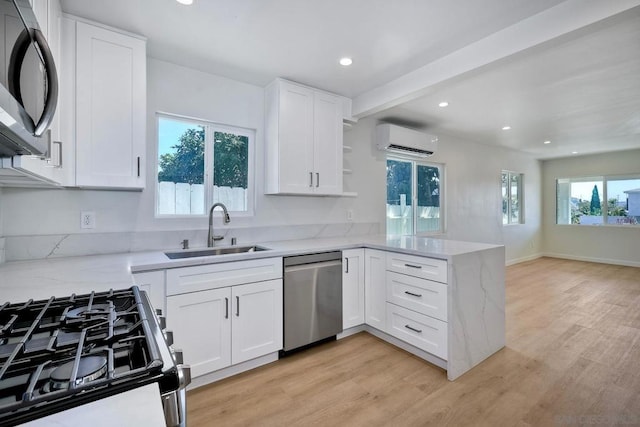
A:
187,258,640,426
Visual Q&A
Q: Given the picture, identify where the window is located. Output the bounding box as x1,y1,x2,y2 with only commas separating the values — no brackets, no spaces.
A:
557,175,640,226
501,171,523,225
386,157,443,235
156,114,254,216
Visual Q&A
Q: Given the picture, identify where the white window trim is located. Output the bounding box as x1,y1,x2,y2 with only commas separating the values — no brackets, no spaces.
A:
155,112,255,218
556,173,640,227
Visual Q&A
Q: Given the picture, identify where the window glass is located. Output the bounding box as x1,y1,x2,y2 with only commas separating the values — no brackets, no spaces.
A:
606,178,640,225
387,158,443,235
416,165,440,233
556,177,604,225
386,159,413,235
502,171,523,225
156,115,253,216
157,117,205,215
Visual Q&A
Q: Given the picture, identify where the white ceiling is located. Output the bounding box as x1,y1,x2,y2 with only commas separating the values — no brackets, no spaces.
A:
59,0,640,159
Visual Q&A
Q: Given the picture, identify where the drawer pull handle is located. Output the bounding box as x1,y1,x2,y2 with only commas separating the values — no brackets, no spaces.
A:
225,297,229,319
405,325,422,333
404,291,422,298
404,263,422,269
236,296,240,317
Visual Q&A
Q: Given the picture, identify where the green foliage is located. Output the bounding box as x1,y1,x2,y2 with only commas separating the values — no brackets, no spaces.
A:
608,198,627,217
387,160,412,205
417,165,440,207
213,132,248,188
158,129,248,188
158,128,204,184
590,185,601,215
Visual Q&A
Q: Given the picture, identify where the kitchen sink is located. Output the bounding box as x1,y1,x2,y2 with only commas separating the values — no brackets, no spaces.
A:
165,245,270,259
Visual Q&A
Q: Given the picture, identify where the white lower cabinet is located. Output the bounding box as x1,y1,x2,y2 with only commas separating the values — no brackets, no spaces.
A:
132,270,166,314
364,249,386,330
342,249,365,329
382,252,448,361
167,287,231,377
386,303,447,360
231,280,283,365
165,261,283,379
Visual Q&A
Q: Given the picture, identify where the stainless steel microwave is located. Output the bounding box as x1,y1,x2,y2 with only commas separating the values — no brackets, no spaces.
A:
0,0,58,157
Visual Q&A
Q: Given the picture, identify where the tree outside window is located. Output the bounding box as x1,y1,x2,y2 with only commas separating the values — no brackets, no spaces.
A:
156,115,254,216
387,158,443,235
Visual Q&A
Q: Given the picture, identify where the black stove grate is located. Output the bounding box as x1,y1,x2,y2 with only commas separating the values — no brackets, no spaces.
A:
0,287,167,425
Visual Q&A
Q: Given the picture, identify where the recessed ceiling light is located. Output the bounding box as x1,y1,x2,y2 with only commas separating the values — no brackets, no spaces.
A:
339,57,353,66
572,151,578,154
438,101,449,108
502,126,511,131
543,140,551,144
176,0,193,5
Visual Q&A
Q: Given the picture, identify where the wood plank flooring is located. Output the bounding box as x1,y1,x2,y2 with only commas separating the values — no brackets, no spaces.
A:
187,257,640,426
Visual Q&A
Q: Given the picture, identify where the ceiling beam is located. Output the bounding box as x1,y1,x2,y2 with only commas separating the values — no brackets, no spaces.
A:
352,0,640,118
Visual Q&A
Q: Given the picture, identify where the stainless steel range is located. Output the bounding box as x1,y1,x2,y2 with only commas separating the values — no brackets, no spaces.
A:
0,287,190,426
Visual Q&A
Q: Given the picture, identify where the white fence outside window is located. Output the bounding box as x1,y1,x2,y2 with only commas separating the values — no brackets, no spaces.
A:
157,182,247,215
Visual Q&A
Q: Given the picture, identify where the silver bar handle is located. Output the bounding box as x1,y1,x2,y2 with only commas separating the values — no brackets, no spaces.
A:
316,172,319,187
309,172,313,187
236,296,239,317
9,28,59,137
345,257,349,273
404,291,422,298
225,297,229,319
404,263,422,269
137,156,141,177
405,325,422,333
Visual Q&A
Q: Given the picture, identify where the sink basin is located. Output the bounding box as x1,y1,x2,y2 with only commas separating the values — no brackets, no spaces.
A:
165,245,270,260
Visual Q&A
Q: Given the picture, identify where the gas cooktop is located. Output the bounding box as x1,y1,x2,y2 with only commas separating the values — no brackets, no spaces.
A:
0,287,180,426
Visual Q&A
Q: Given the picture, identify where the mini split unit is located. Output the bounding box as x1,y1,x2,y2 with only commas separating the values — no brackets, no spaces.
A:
375,123,438,158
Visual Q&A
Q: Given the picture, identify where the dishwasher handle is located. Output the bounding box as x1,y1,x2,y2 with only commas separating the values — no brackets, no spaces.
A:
284,259,342,273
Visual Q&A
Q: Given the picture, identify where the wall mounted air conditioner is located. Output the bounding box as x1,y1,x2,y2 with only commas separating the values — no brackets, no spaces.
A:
375,123,437,157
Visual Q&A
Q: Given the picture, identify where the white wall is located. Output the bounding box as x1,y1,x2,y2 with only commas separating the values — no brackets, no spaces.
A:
345,117,543,264
542,149,640,267
0,59,543,264
0,59,367,238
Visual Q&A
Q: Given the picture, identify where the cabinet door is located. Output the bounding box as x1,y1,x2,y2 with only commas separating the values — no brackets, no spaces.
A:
365,249,386,330
342,248,365,329
277,82,314,194
75,21,146,189
313,91,343,195
132,270,166,314
231,279,283,365
167,288,232,377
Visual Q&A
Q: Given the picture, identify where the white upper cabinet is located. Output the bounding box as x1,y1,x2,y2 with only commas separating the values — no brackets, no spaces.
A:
74,20,146,189
265,78,344,195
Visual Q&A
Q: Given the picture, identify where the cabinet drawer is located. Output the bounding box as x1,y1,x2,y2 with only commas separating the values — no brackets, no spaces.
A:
386,303,447,360
386,271,447,322
386,252,447,283
166,257,283,296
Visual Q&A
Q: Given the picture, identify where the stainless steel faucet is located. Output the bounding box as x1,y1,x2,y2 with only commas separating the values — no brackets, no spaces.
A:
208,203,231,247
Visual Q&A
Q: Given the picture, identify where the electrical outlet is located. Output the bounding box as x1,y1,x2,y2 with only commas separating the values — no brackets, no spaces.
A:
347,210,353,221
80,211,96,229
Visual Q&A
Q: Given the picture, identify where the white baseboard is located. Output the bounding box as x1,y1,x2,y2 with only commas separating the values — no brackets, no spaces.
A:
506,253,543,266
542,252,640,268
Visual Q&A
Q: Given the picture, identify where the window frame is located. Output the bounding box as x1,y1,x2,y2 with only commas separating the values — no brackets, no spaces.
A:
502,170,524,225
556,173,640,227
155,112,255,218
386,155,445,236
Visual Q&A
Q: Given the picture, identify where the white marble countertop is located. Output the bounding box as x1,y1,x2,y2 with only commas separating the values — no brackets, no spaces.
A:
0,235,501,303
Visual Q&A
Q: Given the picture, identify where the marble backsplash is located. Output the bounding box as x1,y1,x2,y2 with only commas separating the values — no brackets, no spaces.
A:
2,222,380,262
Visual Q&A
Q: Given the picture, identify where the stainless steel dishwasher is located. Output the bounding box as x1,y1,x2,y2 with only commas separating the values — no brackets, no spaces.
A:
283,251,343,352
